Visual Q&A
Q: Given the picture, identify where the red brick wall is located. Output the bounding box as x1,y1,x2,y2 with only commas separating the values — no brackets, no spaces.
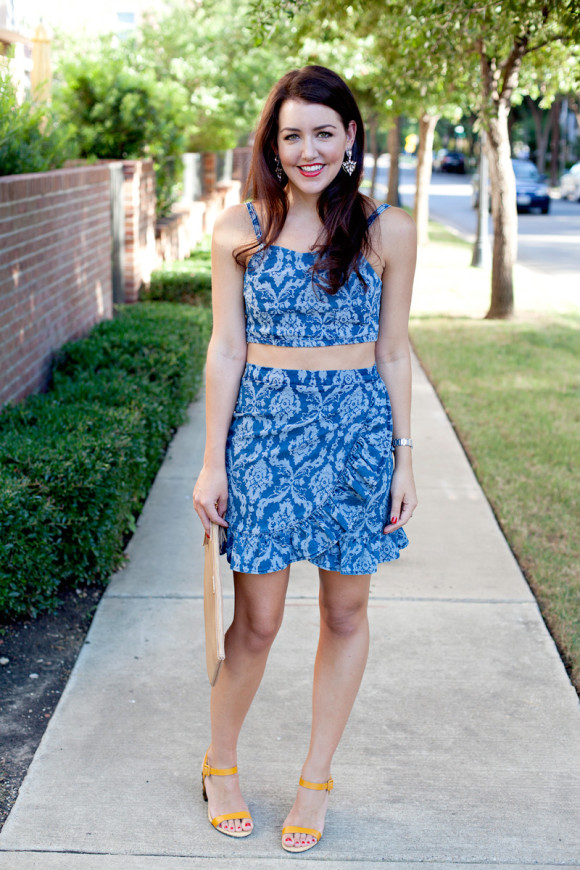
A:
0,165,113,408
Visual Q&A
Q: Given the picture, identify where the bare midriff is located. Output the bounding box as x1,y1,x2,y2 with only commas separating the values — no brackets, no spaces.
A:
246,341,376,371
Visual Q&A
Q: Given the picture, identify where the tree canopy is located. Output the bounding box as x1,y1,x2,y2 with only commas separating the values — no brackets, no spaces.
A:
137,0,294,151
49,0,579,311
250,0,580,317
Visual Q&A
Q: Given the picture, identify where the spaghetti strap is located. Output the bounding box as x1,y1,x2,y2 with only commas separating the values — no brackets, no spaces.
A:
367,203,390,227
246,201,263,240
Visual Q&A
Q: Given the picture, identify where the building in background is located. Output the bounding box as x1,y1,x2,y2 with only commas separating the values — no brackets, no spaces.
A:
1,0,168,98
10,0,161,39
0,0,30,101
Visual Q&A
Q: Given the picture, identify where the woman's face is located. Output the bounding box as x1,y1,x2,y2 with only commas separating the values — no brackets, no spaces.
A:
276,99,356,196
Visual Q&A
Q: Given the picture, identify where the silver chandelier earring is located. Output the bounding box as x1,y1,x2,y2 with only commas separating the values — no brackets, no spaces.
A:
274,154,283,182
342,147,356,176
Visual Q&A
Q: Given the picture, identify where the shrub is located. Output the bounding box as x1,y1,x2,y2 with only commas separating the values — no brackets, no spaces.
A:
1,405,146,588
0,67,76,176
146,247,212,306
0,471,61,618
0,303,211,621
54,38,188,216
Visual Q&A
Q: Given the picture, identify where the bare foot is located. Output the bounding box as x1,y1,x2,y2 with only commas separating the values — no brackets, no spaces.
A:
203,754,253,836
282,778,331,850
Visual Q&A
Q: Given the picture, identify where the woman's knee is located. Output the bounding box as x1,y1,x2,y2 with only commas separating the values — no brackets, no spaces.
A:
233,606,283,653
319,597,368,637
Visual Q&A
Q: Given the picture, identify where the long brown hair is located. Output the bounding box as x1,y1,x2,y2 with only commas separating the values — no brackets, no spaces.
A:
235,66,373,295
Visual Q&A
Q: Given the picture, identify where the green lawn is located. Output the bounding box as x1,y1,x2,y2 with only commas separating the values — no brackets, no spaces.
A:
410,223,580,691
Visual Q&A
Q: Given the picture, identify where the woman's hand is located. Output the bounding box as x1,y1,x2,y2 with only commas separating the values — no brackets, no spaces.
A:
383,462,417,534
192,465,229,536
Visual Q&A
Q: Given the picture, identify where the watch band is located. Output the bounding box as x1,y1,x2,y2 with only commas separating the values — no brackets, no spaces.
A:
392,438,413,449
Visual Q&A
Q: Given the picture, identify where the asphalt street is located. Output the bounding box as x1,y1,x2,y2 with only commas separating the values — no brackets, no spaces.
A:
368,156,580,281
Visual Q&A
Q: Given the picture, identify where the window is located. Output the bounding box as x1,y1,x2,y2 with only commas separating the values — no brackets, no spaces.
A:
117,12,136,25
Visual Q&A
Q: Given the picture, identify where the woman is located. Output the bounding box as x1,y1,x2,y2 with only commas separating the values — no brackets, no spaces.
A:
193,65,417,854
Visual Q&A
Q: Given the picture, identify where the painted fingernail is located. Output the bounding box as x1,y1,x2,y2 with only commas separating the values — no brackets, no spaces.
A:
391,516,398,524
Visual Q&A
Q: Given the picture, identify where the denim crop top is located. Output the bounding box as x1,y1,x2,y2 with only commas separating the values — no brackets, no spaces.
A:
243,201,389,347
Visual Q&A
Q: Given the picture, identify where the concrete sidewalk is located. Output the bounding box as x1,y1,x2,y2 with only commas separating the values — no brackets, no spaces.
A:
1,354,579,869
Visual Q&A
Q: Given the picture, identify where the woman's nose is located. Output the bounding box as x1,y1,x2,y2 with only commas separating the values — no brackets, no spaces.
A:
301,137,318,161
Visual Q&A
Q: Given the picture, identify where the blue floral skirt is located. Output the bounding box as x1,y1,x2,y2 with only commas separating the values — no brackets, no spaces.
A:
222,363,408,575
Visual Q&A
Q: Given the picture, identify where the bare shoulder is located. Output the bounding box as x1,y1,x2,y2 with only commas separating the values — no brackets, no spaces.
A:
212,202,254,250
363,197,415,241
375,206,416,263
378,205,415,236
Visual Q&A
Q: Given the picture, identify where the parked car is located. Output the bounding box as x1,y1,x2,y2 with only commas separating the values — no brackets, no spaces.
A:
471,158,550,214
560,162,580,201
512,159,550,213
432,149,466,174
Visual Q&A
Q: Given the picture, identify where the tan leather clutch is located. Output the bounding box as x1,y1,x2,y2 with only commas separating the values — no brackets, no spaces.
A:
203,522,226,686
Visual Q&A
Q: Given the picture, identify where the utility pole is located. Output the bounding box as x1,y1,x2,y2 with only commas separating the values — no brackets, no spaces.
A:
472,129,491,268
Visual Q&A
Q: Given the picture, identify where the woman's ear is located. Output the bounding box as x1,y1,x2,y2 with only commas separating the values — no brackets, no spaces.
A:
346,120,357,150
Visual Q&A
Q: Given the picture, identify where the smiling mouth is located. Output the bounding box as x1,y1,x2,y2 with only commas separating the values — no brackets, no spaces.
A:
298,164,324,175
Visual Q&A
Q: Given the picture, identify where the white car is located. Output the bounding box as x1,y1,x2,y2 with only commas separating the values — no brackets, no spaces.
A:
560,162,580,202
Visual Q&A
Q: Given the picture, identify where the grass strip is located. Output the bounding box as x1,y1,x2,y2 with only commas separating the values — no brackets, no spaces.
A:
410,222,580,690
0,302,212,621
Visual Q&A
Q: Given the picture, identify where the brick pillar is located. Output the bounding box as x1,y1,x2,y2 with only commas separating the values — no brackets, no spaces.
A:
201,152,217,196
122,159,157,303
233,146,253,193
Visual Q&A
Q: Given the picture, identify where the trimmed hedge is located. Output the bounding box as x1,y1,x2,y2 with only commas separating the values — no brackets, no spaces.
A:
0,303,212,621
146,247,212,307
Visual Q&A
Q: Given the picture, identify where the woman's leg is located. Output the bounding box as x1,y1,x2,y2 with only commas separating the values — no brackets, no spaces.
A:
282,569,371,848
204,566,290,834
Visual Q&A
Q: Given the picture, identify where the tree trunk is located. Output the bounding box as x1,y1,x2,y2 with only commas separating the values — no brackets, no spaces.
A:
471,130,491,268
368,114,379,198
550,98,562,186
569,95,580,132
525,96,554,174
387,117,401,207
485,105,518,319
413,111,439,246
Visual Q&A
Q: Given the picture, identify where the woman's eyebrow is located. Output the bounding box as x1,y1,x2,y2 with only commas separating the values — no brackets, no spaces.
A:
280,124,338,132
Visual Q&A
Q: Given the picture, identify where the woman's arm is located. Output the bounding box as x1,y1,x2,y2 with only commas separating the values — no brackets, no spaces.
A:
193,205,250,535
373,206,418,534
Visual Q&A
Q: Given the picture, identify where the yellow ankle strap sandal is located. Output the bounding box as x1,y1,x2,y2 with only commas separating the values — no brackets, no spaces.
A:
281,776,334,853
201,750,253,838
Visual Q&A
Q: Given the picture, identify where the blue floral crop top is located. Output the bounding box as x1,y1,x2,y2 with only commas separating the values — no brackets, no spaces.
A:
243,201,390,347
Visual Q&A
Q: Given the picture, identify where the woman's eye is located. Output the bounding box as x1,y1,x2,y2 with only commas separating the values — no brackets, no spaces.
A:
317,131,332,138
284,134,299,141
